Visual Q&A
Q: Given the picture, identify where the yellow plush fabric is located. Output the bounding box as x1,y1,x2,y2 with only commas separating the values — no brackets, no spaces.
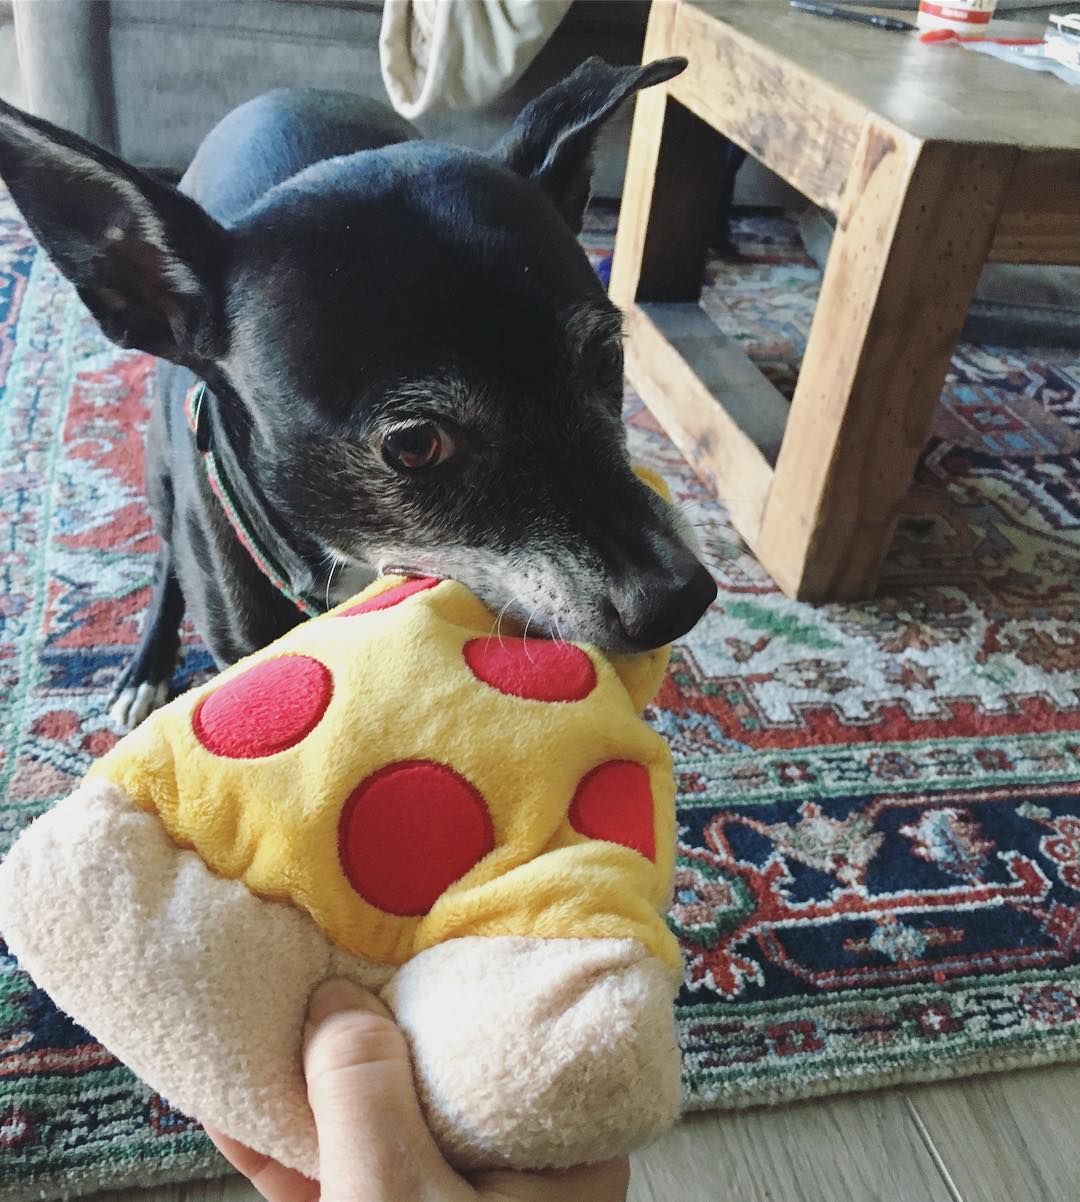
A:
88,576,680,971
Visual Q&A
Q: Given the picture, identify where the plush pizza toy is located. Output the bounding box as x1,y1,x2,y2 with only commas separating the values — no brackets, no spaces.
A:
0,558,684,1175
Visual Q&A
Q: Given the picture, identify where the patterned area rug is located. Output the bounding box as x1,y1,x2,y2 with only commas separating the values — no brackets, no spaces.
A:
2,185,1080,1198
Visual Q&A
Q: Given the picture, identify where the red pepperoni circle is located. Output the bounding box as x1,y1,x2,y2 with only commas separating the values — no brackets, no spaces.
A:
338,577,440,617
338,761,494,916
463,638,596,702
569,761,656,860
192,655,333,759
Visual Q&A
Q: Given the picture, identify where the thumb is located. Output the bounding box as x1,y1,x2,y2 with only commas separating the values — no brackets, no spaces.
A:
303,978,462,1200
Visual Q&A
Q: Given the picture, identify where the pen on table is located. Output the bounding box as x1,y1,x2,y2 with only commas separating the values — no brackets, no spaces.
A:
789,0,916,33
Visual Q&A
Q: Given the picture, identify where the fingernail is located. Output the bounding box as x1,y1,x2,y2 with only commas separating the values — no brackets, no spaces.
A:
306,977,391,1026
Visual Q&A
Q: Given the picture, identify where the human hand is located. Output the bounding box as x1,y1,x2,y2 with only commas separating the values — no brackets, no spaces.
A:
204,978,630,1202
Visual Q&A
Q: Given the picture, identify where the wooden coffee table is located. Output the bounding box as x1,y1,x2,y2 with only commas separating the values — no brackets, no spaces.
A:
610,0,1080,601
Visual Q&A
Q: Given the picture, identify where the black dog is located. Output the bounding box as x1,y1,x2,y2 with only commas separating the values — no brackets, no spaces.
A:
0,58,716,728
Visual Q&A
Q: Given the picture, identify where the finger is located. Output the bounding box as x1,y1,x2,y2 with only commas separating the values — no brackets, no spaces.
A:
470,1156,631,1202
303,979,466,1198
203,1125,319,1202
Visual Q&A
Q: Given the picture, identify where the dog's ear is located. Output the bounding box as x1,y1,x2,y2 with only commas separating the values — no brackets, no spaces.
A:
0,100,228,363
493,56,686,234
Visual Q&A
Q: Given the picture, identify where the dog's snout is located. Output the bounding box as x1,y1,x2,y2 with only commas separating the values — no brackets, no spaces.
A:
611,561,717,649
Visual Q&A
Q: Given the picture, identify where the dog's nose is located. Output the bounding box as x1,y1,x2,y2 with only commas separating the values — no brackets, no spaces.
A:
612,561,717,649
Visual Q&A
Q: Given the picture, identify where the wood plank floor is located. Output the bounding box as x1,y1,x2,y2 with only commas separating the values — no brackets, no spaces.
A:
89,1064,1080,1202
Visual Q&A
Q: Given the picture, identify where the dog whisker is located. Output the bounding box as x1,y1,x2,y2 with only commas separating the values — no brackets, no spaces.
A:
487,596,519,648
522,601,542,662
323,553,341,612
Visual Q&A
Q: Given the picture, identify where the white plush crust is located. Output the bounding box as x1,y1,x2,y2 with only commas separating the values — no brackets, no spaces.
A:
383,935,682,1170
0,781,681,1176
0,780,391,1179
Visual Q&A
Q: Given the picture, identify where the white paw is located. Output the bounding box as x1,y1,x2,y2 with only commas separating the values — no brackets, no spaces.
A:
109,681,169,730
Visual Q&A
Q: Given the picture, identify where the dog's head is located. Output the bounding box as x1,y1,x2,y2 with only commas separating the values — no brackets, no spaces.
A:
0,58,716,652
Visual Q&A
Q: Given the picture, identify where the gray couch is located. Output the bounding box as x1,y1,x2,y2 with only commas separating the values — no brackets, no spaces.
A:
0,2,21,110
0,0,651,194
0,0,796,204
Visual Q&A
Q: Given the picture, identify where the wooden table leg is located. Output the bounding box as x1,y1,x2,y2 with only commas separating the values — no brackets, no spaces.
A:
754,124,1018,601
610,4,789,543
610,87,787,541
609,0,727,308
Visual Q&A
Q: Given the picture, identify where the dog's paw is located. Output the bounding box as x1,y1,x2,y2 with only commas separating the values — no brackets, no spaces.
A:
109,681,169,730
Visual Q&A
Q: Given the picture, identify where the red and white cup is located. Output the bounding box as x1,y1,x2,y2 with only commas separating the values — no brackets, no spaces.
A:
917,0,998,33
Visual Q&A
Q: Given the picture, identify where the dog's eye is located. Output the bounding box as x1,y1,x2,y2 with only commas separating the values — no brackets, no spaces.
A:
590,340,624,391
381,422,454,471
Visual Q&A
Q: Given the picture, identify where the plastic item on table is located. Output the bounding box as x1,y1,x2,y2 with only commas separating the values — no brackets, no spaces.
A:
1045,12,1080,72
917,0,999,32
923,13,1080,82
919,27,1042,41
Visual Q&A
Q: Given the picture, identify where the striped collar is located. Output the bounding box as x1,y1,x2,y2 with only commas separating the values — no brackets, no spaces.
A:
184,382,324,617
